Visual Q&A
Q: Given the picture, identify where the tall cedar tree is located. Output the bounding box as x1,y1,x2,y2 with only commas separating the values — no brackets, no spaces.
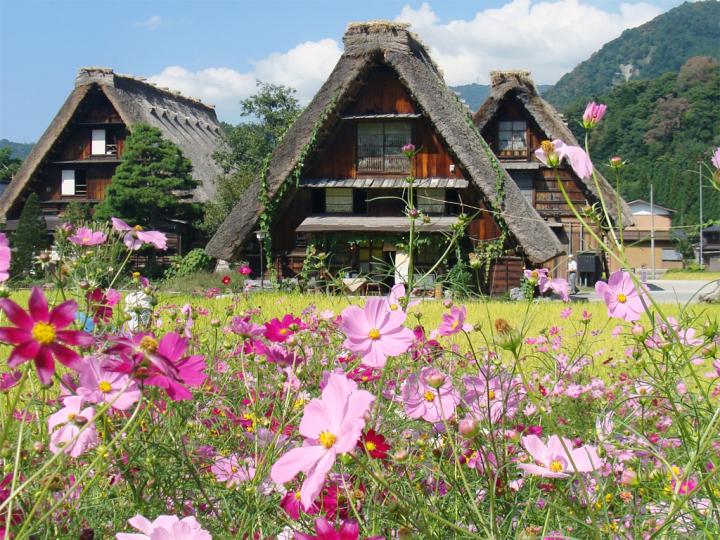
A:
202,82,301,234
94,124,198,229
10,193,49,279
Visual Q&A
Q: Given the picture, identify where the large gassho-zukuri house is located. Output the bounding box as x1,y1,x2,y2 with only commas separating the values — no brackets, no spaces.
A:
474,70,633,284
207,22,577,293
0,67,223,248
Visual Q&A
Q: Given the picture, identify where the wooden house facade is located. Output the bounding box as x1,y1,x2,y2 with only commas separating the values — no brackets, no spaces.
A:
474,71,633,283
0,68,223,242
206,23,565,293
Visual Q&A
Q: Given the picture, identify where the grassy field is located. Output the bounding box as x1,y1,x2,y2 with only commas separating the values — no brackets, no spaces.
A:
662,271,720,281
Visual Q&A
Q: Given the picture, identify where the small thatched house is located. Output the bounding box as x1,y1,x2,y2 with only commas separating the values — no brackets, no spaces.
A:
206,22,564,293
474,70,633,283
0,67,223,236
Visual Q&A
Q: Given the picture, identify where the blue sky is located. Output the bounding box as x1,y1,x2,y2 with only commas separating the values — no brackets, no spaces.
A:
0,0,685,142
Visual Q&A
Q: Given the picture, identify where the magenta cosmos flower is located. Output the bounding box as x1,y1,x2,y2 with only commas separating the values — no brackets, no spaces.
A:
437,305,467,337
111,217,167,251
402,367,460,423
595,271,646,322
540,277,570,302
518,434,602,478
265,313,305,343
77,355,141,410
48,395,99,457
712,147,720,170
271,373,375,510
582,102,607,129
340,297,414,368
68,226,107,247
0,288,94,385
0,233,10,282
296,518,384,540
535,140,593,180
116,514,212,540
107,332,206,401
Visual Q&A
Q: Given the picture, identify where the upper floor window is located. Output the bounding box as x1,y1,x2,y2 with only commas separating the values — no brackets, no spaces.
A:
316,188,368,215
417,188,445,215
357,122,411,174
498,120,527,154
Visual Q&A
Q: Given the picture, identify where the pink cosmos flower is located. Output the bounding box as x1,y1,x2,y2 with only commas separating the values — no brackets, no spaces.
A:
0,233,10,282
87,287,121,323
270,373,375,510
340,297,414,368
518,434,602,478
595,271,647,322
107,332,206,401
523,268,548,284
211,454,255,487
540,277,570,302
76,355,141,410
281,489,319,520
230,315,264,338
0,287,94,385
0,371,21,392
437,305,467,336
238,264,252,276
295,518,384,540
111,217,167,251
711,147,720,170
582,102,607,129
402,367,460,423
535,140,594,179
115,514,212,540
68,226,107,246
265,314,304,343
48,395,99,457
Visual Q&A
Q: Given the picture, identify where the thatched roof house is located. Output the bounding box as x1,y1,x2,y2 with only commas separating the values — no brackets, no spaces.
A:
206,22,563,268
474,70,633,225
0,67,223,222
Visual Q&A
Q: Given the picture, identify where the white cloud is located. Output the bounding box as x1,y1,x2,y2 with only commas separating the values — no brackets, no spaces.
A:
148,39,342,123
135,15,162,30
148,0,663,123
395,0,663,85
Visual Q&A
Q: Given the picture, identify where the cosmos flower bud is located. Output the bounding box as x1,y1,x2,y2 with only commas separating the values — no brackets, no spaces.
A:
402,143,416,158
610,156,624,169
458,416,479,438
425,368,446,388
409,208,420,219
582,102,607,129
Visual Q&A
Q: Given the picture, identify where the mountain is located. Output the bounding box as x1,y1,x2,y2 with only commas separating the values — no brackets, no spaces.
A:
565,56,720,227
543,1,720,108
0,139,34,160
451,83,552,111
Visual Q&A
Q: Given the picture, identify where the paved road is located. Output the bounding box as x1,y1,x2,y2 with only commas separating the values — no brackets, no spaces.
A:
582,279,718,304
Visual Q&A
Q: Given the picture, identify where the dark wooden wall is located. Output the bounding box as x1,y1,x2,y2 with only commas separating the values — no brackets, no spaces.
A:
305,67,464,180
481,98,543,159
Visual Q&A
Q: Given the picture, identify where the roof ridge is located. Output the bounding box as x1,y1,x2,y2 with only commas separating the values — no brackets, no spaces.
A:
76,67,215,111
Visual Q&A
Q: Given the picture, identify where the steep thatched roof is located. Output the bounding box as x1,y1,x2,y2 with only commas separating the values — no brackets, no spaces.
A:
474,70,633,224
206,22,564,264
0,67,223,217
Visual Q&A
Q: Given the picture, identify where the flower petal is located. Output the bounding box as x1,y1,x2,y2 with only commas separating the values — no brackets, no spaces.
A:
0,299,33,330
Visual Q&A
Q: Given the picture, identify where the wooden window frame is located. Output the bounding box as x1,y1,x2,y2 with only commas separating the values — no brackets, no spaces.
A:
357,121,411,175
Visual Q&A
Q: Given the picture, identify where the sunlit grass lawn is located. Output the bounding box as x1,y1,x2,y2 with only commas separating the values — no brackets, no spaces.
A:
662,271,720,281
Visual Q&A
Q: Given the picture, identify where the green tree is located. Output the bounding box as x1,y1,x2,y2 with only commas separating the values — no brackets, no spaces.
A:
202,82,301,234
10,193,49,279
0,147,21,184
94,124,198,229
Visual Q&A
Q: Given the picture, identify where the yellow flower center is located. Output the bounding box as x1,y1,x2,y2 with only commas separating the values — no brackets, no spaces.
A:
319,430,337,449
365,441,377,452
133,225,144,232
617,293,627,304
424,390,436,402
279,328,288,335
488,389,495,400
242,412,256,433
83,236,91,243
549,459,563,473
530,270,539,280
31,322,56,345
138,335,159,354
389,303,398,311
231,466,238,473
540,140,555,154
294,491,302,501
98,381,112,393
67,413,76,422
451,320,459,329
368,328,381,340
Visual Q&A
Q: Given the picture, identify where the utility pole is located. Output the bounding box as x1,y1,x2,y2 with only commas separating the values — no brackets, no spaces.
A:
699,161,704,269
650,184,655,279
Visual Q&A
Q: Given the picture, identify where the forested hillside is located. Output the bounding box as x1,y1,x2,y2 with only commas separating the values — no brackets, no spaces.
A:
566,56,720,227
